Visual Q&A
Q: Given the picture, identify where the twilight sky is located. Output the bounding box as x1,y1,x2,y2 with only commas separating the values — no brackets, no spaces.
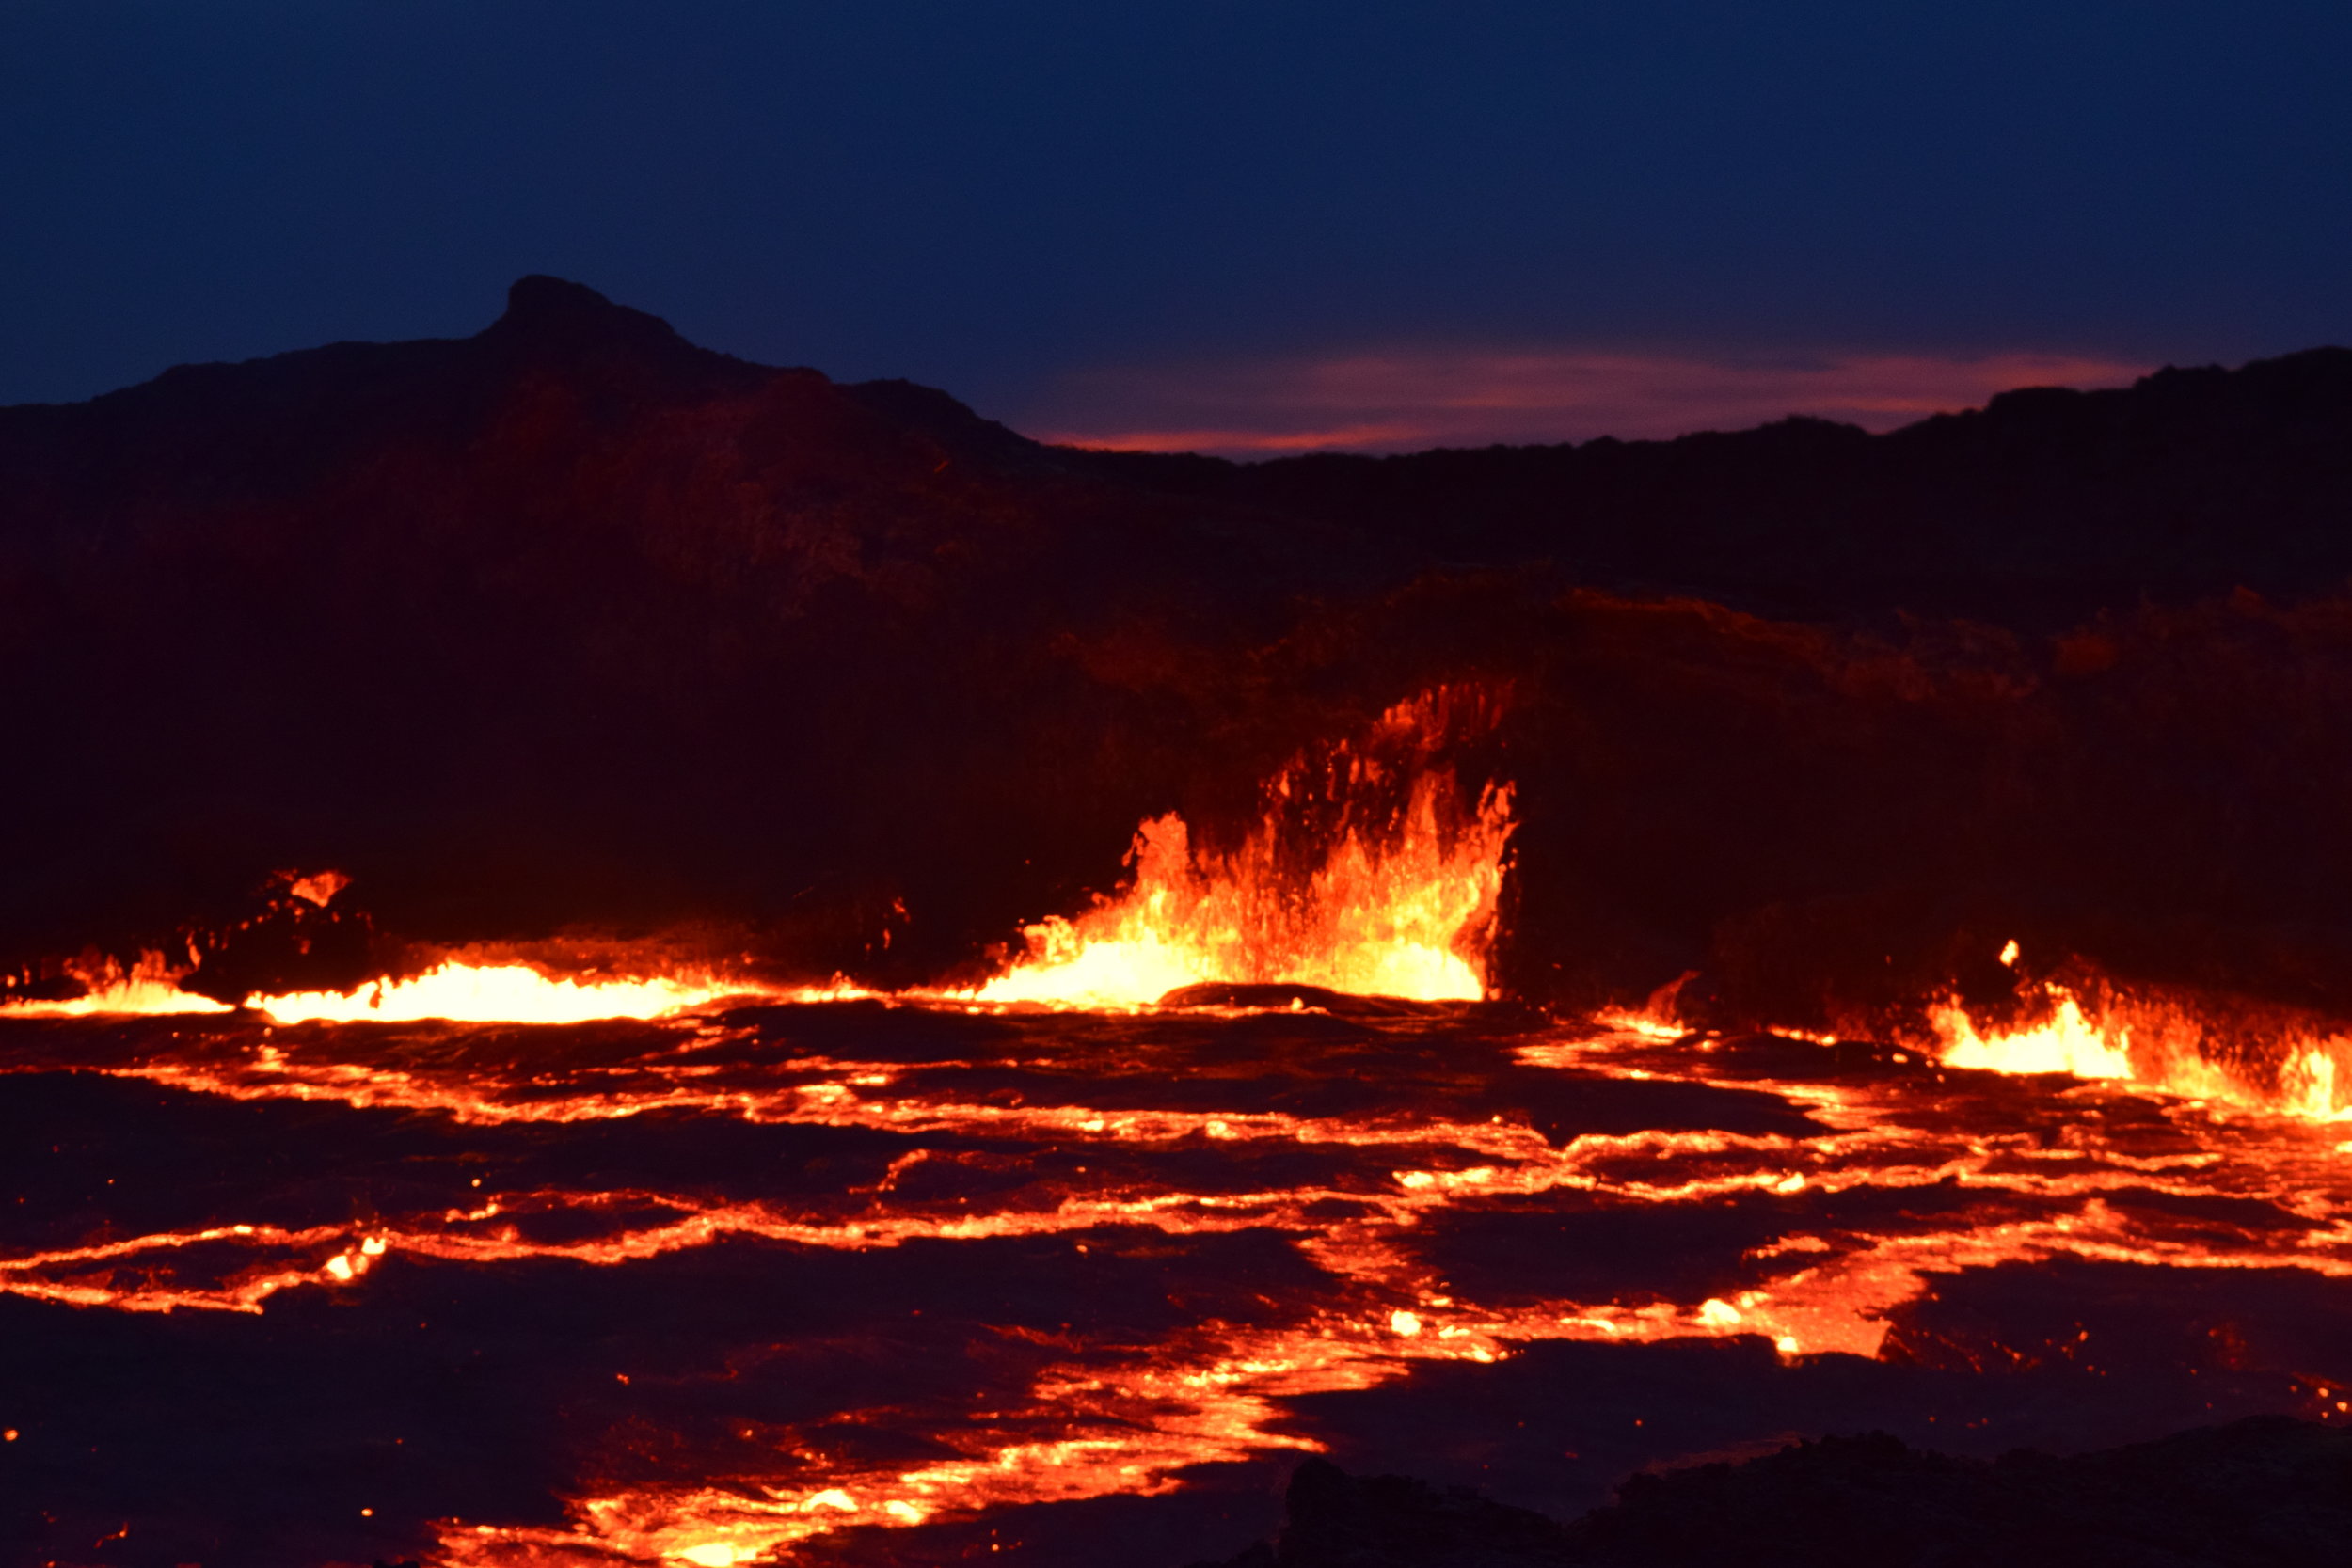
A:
4,2,2347,453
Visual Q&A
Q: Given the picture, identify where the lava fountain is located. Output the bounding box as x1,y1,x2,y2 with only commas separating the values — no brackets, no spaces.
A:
2,689,1512,1027
973,688,1516,1007
1927,942,2351,1120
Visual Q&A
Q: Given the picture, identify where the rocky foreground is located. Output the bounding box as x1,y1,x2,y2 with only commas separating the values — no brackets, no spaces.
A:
1196,1417,2352,1567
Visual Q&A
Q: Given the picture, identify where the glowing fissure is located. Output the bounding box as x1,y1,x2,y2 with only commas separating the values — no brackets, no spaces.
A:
24,926,2352,1561
437,1326,1398,1568
18,1001,2352,1564
0,1221,389,1314
27,1034,2347,1315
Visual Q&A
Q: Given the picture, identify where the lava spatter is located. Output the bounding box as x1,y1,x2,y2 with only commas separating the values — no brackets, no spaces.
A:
1927,942,2352,1120
972,689,1516,1008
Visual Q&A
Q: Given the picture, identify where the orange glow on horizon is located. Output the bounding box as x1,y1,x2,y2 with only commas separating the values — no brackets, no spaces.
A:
1049,422,1429,454
1030,347,2153,456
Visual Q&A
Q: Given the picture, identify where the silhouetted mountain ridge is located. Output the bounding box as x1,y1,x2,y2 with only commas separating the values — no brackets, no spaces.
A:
6,277,2352,1025
1077,345,2352,624
0,278,1371,982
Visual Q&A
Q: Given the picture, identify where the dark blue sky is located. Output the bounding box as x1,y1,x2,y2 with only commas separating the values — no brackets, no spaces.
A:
5,2,2347,448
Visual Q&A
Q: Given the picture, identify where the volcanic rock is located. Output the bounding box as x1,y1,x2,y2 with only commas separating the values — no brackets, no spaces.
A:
1201,1455,1576,1566
1193,1417,2352,1567
1157,983,1438,1017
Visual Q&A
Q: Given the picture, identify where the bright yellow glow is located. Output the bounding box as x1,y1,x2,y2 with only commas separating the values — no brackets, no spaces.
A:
1932,990,2133,1079
1,953,230,1018
252,962,757,1025
1594,1006,1685,1040
1929,947,2351,1119
969,691,1513,1007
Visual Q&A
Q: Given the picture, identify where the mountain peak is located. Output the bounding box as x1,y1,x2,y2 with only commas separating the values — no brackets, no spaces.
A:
483,274,699,361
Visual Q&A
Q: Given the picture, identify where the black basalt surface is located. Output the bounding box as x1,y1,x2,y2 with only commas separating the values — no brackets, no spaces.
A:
1195,1416,2352,1567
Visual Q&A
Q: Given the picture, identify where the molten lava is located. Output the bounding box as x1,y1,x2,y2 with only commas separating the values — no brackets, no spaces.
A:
1932,989,2134,1081
0,952,230,1017
975,691,1515,1007
21,717,2352,1564
8,692,1512,1027
1928,942,2351,1120
17,935,2352,1568
249,960,770,1025
20,995,2352,1565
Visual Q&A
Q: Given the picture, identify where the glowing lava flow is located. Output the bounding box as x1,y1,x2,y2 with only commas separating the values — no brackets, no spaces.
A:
18,998,2352,1565
0,952,230,1017
433,1322,1425,1568
1927,942,2351,1119
1931,988,2134,1080
250,961,777,1024
27,905,2352,1563
0,955,853,1025
975,691,1514,1007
